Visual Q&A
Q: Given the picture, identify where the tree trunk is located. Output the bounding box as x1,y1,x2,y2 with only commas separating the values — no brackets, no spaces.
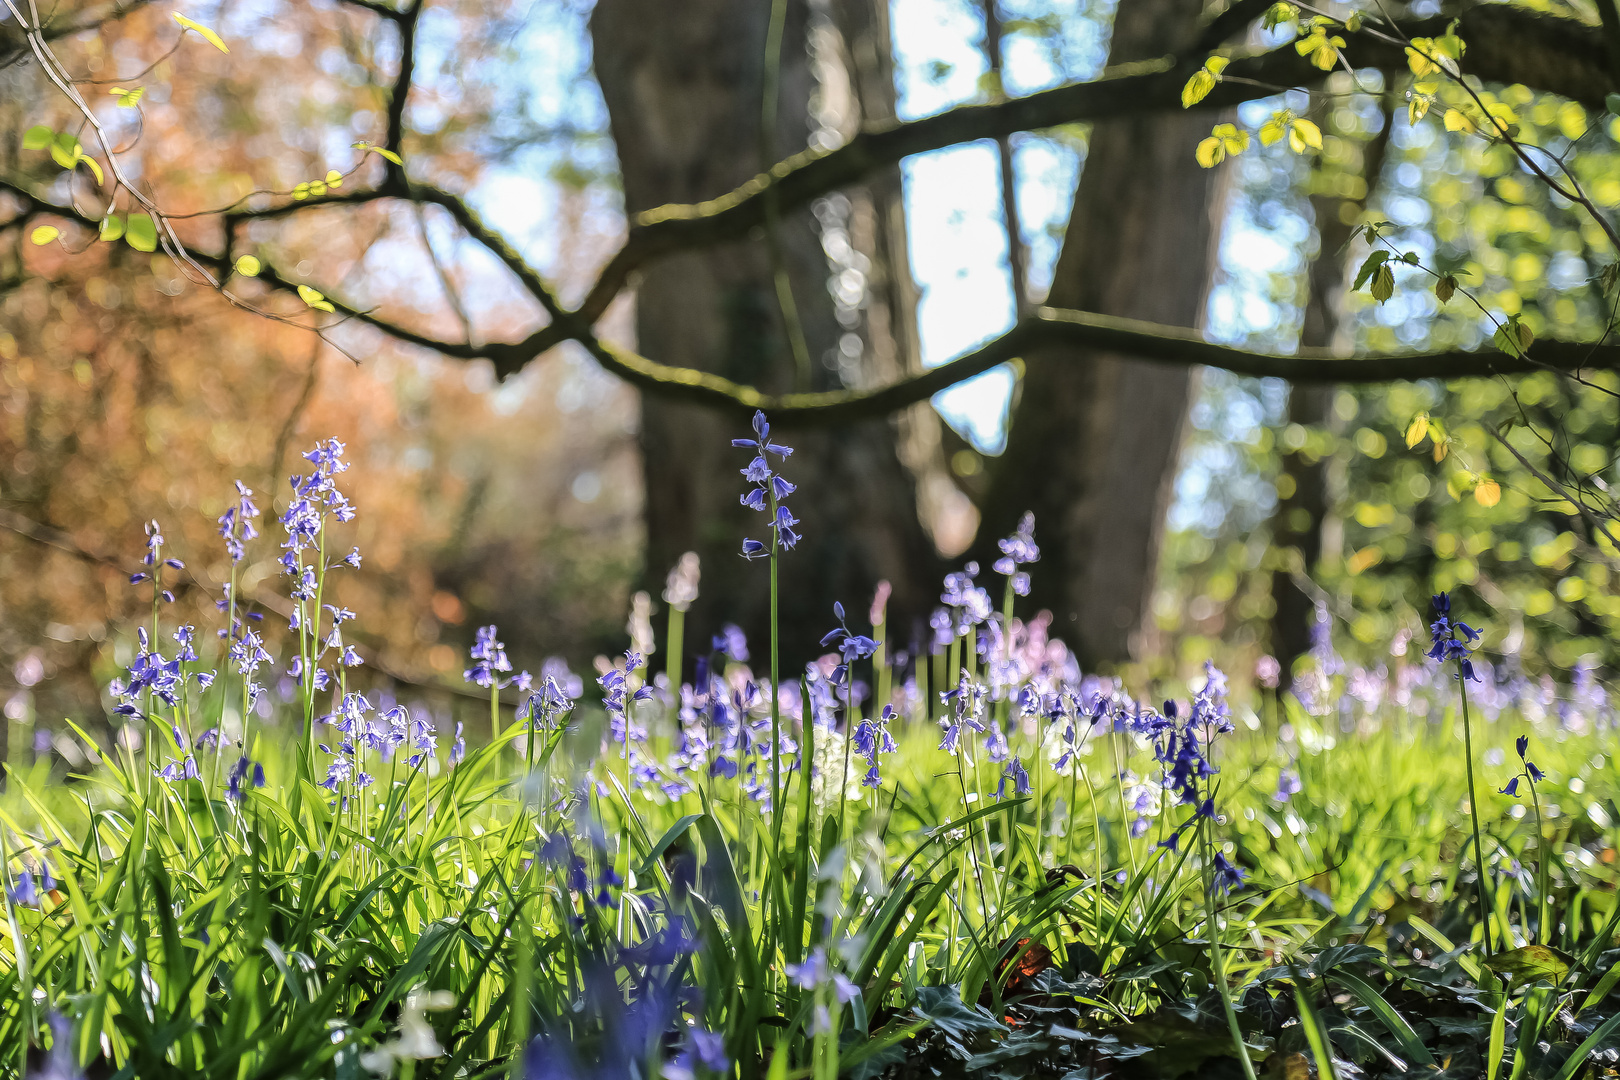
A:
590,0,940,674
1270,94,1391,673
976,0,1224,668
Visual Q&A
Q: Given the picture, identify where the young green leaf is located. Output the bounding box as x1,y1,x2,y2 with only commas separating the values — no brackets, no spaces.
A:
1181,56,1229,109
110,86,146,107
23,125,55,150
1195,123,1249,168
1351,249,1389,292
49,133,82,171
100,215,125,242
1295,26,1346,71
1370,264,1395,303
1404,414,1429,448
298,285,336,312
30,225,60,246
173,12,230,52
125,213,159,252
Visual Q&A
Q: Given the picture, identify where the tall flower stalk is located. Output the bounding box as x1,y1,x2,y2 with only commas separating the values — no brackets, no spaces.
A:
1428,592,1492,955
734,410,797,851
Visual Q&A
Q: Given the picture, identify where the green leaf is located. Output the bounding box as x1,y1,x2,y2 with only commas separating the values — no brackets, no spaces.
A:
110,86,145,107
1482,943,1571,990
297,284,336,313
23,125,54,150
172,12,229,52
234,254,262,277
1370,264,1395,303
99,215,125,242
1351,249,1389,291
1492,315,1534,357
49,133,81,170
1554,1010,1620,1080
30,225,60,246
1331,969,1436,1066
125,213,158,252
79,154,105,185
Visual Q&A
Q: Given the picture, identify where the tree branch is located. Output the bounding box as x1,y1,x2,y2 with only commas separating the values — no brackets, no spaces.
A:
558,5,1611,331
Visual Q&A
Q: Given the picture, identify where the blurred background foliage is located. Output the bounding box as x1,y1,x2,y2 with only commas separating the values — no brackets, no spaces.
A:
1,0,1616,750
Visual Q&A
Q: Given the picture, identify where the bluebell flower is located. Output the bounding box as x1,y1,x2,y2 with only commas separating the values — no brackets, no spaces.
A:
464,624,512,688
217,480,260,564
938,672,987,754
941,562,992,635
996,756,1031,799
853,704,899,788
1427,592,1481,681
226,756,266,801
993,512,1039,596
668,1027,729,1080
1212,852,1246,893
449,721,465,765
821,602,878,686
712,623,750,662
734,410,798,557
7,868,52,907
1274,769,1302,802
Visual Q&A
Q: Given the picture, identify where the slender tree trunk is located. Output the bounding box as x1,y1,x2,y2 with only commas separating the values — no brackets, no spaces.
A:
591,0,940,672
1270,94,1392,672
976,0,1225,668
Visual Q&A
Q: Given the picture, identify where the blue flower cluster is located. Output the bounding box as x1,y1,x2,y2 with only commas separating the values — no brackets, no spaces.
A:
1427,592,1481,681
733,410,798,558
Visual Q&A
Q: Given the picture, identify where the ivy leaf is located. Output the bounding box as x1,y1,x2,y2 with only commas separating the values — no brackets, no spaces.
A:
298,284,336,313
100,214,125,242
125,213,158,252
30,225,60,246
1474,478,1502,508
1351,249,1389,291
23,125,54,150
1482,944,1570,991
1195,123,1249,168
1404,414,1429,448
1181,56,1228,109
110,86,145,107
235,254,262,277
172,12,229,53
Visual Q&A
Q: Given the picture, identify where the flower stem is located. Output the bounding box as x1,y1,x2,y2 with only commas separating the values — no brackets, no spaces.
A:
1457,672,1493,956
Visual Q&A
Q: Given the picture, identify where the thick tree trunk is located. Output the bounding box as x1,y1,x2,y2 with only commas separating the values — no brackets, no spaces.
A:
976,0,1224,668
591,0,940,673
1270,96,1391,673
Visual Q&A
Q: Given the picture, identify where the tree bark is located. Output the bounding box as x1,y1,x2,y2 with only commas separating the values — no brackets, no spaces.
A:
590,0,940,673
976,0,1225,668
1270,95,1392,673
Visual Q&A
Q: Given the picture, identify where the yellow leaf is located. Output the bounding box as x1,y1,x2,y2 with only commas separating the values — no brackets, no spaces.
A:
1289,118,1322,153
1433,439,1449,464
325,170,344,188
235,254,261,277
1474,479,1501,508
78,154,105,186
1259,110,1291,147
110,86,144,107
1181,56,1228,109
1406,39,1441,77
1346,546,1384,575
30,225,59,245
1196,137,1222,168
1195,124,1249,168
99,215,124,242
1405,414,1429,448
297,284,335,313
1443,109,1477,134
172,12,229,52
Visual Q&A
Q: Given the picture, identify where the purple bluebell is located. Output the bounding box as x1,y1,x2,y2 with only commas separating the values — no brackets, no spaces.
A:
993,512,1039,596
1427,592,1481,681
217,481,260,564
226,756,266,801
941,562,993,636
464,624,512,688
996,756,1031,799
733,410,798,557
1211,852,1246,893
1274,769,1302,802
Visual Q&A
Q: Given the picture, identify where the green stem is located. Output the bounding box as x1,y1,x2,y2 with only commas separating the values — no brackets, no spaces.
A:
1458,671,1494,956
